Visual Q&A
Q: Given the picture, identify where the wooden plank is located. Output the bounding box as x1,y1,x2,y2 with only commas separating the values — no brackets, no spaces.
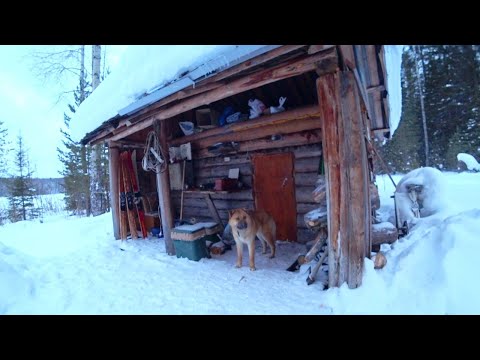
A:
338,70,371,288
212,45,308,82
169,105,321,147
108,49,337,142
308,45,335,54
316,73,342,288
367,84,385,93
108,143,120,240
253,152,297,242
194,129,322,159
190,115,322,151
154,120,175,255
339,45,356,69
366,45,380,87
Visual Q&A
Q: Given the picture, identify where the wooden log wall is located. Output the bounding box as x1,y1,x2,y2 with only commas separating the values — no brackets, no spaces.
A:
170,143,322,243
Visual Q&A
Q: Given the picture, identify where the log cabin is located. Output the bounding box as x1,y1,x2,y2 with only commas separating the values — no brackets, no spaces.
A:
72,45,400,289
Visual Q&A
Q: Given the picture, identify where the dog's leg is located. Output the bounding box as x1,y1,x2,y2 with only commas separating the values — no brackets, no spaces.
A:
265,232,276,259
247,241,256,271
257,234,267,254
235,241,243,268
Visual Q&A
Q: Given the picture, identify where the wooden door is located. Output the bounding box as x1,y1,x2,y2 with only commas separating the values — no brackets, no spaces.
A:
252,152,297,242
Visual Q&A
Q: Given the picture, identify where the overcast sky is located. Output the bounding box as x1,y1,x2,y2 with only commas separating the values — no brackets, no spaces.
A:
0,45,128,178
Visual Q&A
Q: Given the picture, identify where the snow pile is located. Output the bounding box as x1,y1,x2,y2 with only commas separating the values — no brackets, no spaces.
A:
1,171,479,314
69,45,239,142
384,45,403,136
0,242,34,313
457,153,480,171
394,167,447,226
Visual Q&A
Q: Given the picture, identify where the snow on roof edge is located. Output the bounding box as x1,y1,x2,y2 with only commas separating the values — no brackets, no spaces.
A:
70,45,280,144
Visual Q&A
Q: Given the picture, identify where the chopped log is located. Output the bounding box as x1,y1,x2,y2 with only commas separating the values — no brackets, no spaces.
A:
313,176,326,203
373,251,387,269
372,222,398,247
303,206,328,231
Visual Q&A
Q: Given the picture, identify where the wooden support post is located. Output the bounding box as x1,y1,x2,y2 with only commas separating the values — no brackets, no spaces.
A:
317,73,343,288
154,120,176,255
108,142,120,240
316,70,371,289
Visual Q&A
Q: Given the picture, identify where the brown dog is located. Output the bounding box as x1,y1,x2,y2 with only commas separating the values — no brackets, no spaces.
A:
228,208,276,271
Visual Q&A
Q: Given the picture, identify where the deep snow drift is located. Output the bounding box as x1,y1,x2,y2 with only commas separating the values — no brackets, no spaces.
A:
1,171,479,314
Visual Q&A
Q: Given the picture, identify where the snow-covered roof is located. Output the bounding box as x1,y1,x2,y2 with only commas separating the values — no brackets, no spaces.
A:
69,45,280,143
71,45,402,143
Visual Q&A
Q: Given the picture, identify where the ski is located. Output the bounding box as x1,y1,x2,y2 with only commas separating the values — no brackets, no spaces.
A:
124,150,148,238
120,151,138,240
118,158,128,240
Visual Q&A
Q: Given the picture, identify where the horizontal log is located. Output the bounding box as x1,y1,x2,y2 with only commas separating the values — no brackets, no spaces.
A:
295,186,318,203
190,115,321,151
294,156,322,173
294,149,322,159
372,222,398,246
297,202,320,214
171,189,253,201
194,162,252,179
194,175,252,188
169,105,321,147
175,197,253,211
303,206,328,229
295,172,320,187
194,154,251,169
195,129,322,159
108,50,336,142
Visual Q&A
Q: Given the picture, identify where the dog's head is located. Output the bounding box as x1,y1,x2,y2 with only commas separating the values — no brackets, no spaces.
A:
228,208,252,231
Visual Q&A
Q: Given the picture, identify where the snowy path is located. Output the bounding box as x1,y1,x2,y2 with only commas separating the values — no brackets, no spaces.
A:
1,214,333,314
1,172,479,314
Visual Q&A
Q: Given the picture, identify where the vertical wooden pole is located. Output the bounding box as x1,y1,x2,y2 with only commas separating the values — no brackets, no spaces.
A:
317,69,371,289
108,142,120,240
317,72,343,288
154,120,176,255
338,70,370,287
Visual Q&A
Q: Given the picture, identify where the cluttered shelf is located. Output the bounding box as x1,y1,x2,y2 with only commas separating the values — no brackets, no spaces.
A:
168,104,320,148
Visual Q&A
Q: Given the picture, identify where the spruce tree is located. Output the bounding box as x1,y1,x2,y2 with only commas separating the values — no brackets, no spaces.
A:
8,134,39,222
57,76,91,215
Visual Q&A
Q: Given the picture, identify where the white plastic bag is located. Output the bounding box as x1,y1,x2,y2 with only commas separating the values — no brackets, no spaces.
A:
270,96,287,114
248,99,266,119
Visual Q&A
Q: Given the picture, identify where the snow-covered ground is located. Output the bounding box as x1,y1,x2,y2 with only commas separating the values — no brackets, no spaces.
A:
1,172,479,314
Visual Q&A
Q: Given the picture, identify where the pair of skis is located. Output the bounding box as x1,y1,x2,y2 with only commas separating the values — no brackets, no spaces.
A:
119,150,148,240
